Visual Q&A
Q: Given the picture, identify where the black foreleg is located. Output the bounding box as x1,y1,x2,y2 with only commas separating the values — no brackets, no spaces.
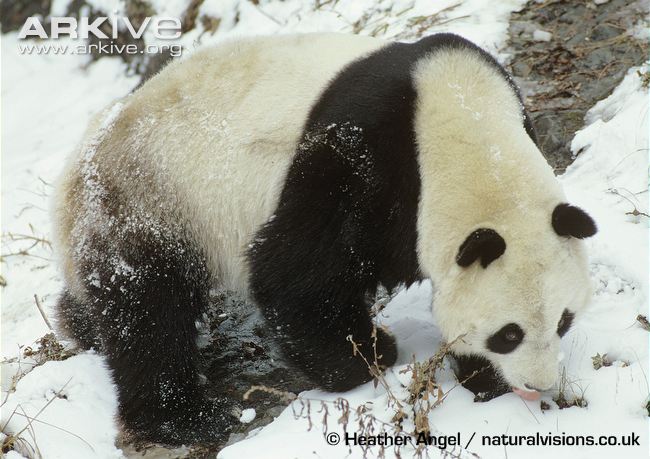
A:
254,284,397,392
247,186,397,389
248,124,403,392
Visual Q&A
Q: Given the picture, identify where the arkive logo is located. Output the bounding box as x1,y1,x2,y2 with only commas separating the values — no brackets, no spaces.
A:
18,16,181,40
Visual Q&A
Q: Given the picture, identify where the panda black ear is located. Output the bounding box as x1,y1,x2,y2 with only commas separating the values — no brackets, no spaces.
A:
456,228,506,268
552,203,597,239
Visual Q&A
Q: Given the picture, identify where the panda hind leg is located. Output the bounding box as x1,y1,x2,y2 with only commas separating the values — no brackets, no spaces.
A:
77,227,234,446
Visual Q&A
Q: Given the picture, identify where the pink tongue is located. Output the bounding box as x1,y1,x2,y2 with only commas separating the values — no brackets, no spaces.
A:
512,387,541,401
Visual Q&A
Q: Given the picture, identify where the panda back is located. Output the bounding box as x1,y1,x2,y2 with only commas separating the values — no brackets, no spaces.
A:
56,33,387,295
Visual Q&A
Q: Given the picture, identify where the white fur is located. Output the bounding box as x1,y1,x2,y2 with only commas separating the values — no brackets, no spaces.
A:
53,33,386,297
412,49,592,390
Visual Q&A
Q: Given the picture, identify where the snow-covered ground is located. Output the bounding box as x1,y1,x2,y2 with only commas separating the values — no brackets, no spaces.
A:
1,1,648,458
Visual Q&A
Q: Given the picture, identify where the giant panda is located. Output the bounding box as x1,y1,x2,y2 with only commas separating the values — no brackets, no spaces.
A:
52,32,597,445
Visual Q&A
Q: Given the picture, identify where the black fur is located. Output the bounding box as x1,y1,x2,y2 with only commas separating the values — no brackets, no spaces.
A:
247,34,532,391
456,228,506,268
451,353,510,401
57,290,101,350
246,122,405,390
486,323,524,354
552,203,597,239
556,308,574,337
57,216,233,445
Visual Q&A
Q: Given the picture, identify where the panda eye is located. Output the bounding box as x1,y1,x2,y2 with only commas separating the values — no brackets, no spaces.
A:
504,330,519,341
557,309,574,337
486,323,524,354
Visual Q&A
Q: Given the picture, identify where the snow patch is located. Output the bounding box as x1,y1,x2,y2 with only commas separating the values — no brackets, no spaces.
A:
1,355,123,459
239,408,256,424
532,29,552,41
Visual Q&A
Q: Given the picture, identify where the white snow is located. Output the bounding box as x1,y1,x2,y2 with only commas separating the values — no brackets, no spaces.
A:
1,1,648,459
84,0,127,16
147,0,192,20
172,0,527,59
532,29,552,42
239,408,256,424
630,20,650,41
50,0,74,17
1,32,138,459
1,355,123,459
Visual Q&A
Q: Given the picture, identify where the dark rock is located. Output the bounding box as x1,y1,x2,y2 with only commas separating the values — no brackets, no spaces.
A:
507,0,648,173
0,0,51,33
197,292,314,446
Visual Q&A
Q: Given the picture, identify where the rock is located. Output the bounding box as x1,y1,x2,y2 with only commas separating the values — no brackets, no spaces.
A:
0,0,51,33
507,0,648,173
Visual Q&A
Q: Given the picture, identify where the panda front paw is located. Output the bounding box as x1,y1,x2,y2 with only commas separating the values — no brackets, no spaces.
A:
450,353,510,401
321,328,398,392
126,396,236,446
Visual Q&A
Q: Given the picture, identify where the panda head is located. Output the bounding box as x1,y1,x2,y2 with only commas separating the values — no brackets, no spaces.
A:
436,203,597,397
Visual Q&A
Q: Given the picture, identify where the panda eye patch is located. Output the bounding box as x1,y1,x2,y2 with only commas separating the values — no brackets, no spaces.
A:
557,309,574,337
486,323,524,354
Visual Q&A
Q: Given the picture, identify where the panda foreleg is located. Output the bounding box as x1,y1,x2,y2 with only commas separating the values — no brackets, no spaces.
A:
450,353,510,402
248,208,397,391
71,227,233,445
254,283,397,392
